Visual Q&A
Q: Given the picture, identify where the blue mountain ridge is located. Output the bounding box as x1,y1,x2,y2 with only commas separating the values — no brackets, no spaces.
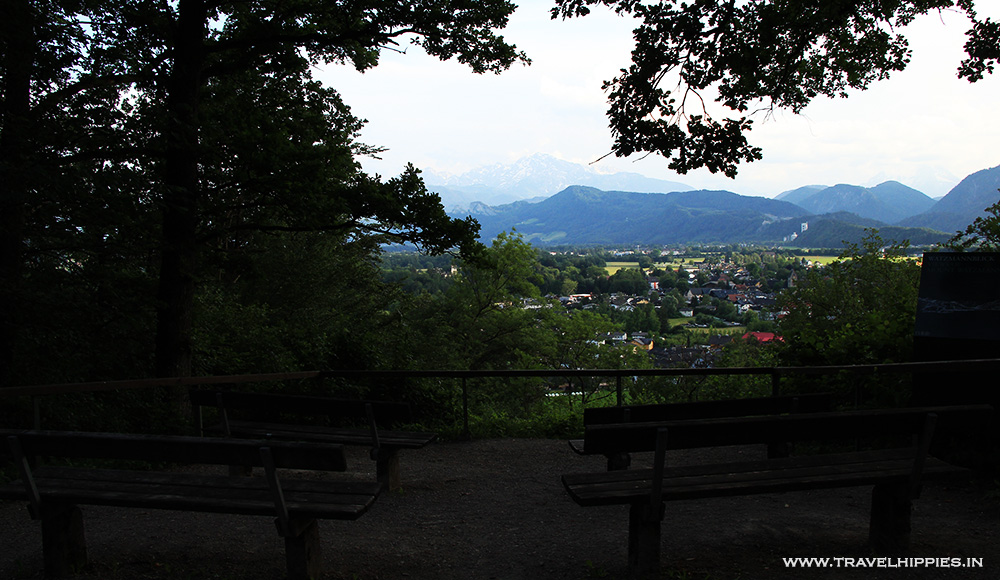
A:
468,186,812,245
463,186,955,247
442,161,1000,247
900,164,1000,234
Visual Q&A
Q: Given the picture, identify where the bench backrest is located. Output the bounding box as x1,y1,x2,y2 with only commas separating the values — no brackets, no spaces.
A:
581,404,994,456
0,429,348,472
190,390,413,426
583,393,833,425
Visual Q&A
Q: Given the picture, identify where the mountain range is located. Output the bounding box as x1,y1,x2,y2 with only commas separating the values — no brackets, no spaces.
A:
775,181,936,224
425,154,692,211
428,156,1000,247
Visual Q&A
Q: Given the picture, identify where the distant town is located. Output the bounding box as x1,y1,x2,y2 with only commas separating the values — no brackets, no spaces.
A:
383,243,849,368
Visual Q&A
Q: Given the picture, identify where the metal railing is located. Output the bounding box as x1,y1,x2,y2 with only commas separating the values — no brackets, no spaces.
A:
3,358,998,439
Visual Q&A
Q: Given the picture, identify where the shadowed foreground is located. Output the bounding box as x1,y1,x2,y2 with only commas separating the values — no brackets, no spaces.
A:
1,438,997,579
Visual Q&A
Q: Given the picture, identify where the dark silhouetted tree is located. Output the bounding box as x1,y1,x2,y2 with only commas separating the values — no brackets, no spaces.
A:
552,0,998,177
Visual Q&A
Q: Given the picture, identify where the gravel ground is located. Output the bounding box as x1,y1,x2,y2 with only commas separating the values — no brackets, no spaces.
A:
2,438,998,580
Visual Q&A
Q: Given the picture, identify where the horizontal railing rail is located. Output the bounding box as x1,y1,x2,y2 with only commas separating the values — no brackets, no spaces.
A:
8,358,1000,397
4,358,998,438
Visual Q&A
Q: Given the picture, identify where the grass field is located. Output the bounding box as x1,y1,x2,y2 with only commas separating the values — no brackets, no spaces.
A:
605,261,639,275
668,318,746,334
605,259,704,276
802,255,840,265
604,253,861,275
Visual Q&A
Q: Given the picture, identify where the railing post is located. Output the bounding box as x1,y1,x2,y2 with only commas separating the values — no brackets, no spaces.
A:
771,370,780,397
462,376,470,441
616,374,623,406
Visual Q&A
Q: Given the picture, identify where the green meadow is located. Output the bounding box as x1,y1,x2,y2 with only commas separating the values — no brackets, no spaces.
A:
605,258,704,276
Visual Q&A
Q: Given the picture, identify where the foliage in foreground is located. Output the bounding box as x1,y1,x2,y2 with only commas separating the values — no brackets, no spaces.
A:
553,0,998,178
777,231,921,367
1,0,528,388
776,230,921,406
946,194,1000,251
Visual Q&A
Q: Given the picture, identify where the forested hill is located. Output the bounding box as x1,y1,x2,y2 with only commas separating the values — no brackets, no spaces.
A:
784,214,950,247
900,164,1000,233
466,186,949,246
788,182,936,224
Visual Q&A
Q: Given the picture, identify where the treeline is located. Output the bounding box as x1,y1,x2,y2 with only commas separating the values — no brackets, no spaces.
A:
1,1,529,393
0,1,541,439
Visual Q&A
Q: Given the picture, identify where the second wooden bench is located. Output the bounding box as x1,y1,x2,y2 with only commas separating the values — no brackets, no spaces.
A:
191,389,438,490
570,393,834,469
562,404,993,580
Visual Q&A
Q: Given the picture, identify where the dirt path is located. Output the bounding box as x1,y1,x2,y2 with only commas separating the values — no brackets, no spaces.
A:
2,438,998,579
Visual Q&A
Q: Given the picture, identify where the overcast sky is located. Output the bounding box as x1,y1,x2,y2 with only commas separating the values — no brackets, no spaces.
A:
317,1,1000,198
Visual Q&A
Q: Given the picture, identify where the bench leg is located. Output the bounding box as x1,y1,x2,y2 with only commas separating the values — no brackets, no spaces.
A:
627,502,662,580
41,504,88,577
283,518,322,580
869,482,912,553
376,448,401,491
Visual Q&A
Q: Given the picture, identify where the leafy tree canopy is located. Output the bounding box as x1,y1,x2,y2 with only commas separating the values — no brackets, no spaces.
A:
777,230,921,368
1,0,530,383
552,0,998,177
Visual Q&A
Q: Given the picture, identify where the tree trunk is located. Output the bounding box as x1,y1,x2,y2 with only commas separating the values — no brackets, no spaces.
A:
0,0,35,388
154,0,207,383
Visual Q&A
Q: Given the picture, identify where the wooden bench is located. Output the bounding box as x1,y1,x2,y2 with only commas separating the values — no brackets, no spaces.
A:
0,429,382,579
561,404,993,580
191,390,438,491
570,393,834,469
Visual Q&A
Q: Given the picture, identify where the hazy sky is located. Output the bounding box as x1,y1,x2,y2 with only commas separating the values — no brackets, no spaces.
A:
317,1,1000,198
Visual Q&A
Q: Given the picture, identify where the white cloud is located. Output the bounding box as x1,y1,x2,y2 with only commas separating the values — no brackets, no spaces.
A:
316,2,1000,197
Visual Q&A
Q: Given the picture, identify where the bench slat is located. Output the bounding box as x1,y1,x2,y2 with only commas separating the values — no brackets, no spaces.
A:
19,465,382,495
0,430,348,471
583,393,834,425
0,468,379,520
581,405,991,455
190,390,414,425
9,486,374,520
33,468,380,506
563,455,968,506
566,448,917,485
571,394,835,456
221,421,437,449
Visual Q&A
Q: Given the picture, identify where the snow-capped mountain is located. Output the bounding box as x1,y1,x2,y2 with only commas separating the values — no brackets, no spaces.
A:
424,153,693,212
